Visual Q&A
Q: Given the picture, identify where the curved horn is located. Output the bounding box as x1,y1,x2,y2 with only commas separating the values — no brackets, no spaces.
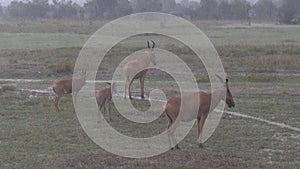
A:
151,40,155,49
147,41,151,49
215,74,225,83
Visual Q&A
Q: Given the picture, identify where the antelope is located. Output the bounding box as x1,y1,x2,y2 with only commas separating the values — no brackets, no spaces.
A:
123,40,157,100
52,70,87,112
95,83,115,122
163,75,235,149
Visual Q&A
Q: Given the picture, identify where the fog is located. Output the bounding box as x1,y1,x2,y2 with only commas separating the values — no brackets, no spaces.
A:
0,0,298,25
0,0,260,7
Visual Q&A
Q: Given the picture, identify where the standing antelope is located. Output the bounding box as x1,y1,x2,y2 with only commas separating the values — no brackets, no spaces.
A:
96,83,115,122
163,75,235,149
52,70,87,112
123,40,157,100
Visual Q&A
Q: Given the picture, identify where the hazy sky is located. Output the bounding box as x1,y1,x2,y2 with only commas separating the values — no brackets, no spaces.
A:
0,0,258,7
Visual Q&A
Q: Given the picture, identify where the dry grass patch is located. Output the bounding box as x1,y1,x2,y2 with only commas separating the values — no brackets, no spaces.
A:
259,55,300,70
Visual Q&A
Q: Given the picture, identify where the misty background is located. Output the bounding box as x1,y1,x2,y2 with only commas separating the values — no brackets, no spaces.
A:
0,0,299,24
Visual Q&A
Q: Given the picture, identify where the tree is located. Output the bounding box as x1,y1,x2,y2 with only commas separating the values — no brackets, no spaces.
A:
84,0,131,19
113,0,132,18
199,0,218,19
218,0,232,20
279,0,299,24
84,0,118,19
52,0,80,19
161,0,176,12
230,0,251,20
28,0,50,19
7,0,49,19
7,1,29,18
0,4,3,17
253,0,277,20
132,0,162,13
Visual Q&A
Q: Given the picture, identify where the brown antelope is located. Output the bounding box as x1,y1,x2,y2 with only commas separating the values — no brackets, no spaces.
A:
163,75,235,149
95,83,115,122
123,40,157,100
52,70,87,112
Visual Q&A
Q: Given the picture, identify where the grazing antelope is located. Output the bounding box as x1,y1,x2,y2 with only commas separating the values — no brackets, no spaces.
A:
52,70,87,112
96,83,115,122
163,75,235,149
123,40,157,100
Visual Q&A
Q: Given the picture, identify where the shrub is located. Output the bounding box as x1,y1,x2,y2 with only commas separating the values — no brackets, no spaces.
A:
259,55,300,70
48,58,75,74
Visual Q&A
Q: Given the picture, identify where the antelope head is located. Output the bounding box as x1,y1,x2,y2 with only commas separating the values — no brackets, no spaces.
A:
216,74,235,108
146,40,157,65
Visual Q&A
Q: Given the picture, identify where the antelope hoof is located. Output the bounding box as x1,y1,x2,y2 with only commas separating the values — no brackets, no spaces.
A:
129,97,133,100
141,95,145,99
198,143,203,148
175,145,180,150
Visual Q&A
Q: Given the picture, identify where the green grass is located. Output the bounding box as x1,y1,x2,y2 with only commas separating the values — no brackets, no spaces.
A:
0,75,299,168
0,20,106,34
0,20,299,168
1,42,300,80
0,20,299,50
205,26,300,46
0,93,99,168
0,33,88,50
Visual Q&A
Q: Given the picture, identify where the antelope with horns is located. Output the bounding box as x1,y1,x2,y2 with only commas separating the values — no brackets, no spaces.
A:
96,83,115,122
52,70,87,112
163,75,235,149
123,40,157,100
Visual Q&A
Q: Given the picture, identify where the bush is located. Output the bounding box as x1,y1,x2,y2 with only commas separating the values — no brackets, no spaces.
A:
259,55,300,70
48,58,75,74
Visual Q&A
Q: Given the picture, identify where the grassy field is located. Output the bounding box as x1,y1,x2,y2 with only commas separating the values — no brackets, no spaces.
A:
0,20,299,168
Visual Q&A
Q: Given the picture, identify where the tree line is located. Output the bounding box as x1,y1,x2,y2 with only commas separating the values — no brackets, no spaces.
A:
0,0,299,24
